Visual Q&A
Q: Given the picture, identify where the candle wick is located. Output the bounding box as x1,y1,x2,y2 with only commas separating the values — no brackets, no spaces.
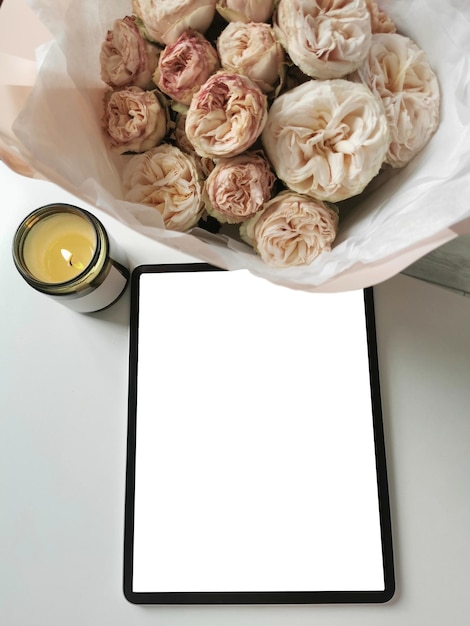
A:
61,248,73,264
61,248,84,271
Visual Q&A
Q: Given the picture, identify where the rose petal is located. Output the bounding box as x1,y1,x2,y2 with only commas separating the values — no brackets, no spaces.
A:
216,0,274,23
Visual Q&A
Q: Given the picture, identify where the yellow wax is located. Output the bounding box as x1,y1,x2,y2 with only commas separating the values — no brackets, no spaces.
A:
22,212,96,284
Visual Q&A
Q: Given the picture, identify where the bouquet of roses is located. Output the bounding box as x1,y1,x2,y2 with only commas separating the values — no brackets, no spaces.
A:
98,0,439,269
9,0,470,291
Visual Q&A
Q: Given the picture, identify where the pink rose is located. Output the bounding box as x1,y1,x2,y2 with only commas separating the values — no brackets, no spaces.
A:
132,0,217,45
102,86,168,154
100,16,159,89
240,190,339,268
185,71,268,159
205,151,276,223
123,144,204,231
217,22,285,93
154,30,219,105
216,0,274,23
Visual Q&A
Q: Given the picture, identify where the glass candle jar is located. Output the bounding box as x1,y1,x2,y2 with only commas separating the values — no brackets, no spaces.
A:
12,203,129,313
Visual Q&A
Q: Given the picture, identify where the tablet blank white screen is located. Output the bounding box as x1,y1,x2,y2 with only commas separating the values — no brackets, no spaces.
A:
132,270,384,593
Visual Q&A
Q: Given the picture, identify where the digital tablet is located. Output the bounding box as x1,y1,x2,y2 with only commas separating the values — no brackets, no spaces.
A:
124,264,395,605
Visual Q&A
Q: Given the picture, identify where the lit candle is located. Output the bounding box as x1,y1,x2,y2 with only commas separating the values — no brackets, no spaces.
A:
13,204,129,313
22,212,96,283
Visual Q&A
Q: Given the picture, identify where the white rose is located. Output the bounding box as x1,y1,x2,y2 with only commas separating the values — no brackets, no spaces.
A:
274,0,372,79
132,0,217,45
217,22,285,93
350,33,440,168
261,79,390,202
216,0,273,23
185,71,268,159
123,144,204,231
240,190,338,268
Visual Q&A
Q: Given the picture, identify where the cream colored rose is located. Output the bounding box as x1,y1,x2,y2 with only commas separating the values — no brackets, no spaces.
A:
102,86,168,154
274,0,372,79
100,16,159,89
261,79,390,202
132,0,216,45
364,0,396,34
351,33,440,168
123,144,204,231
205,151,276,223
216,0,273,23
154,30,219,105
240,190,338,268
217,22,285,93
185,71,268,159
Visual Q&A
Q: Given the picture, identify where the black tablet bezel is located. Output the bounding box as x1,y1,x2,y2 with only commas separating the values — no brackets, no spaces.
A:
123,263,395,605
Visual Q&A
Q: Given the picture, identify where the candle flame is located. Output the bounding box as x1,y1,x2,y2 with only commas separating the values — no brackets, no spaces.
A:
61,248,84,271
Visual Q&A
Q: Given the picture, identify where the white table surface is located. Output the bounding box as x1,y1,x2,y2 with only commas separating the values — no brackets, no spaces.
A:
1,161,469,625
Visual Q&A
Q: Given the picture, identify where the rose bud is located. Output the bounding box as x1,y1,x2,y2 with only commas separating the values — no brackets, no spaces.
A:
217,22,285,94
174,113,215,177
132,0,217,45
154,30,219,106
123,143,205,231
274,0,372,80
204,151,276,223
262,79,390,203
350,33,440,168
100,16,159,89
365,0,396,34
185,71,268,159
102,86,168,154
240,190,339,268
216,0,273,23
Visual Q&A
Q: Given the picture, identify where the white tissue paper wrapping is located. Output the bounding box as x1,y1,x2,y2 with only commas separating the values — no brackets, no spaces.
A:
6,0,470,291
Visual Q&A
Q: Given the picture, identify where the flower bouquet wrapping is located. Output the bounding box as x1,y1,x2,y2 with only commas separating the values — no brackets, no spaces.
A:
4,0,470,291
